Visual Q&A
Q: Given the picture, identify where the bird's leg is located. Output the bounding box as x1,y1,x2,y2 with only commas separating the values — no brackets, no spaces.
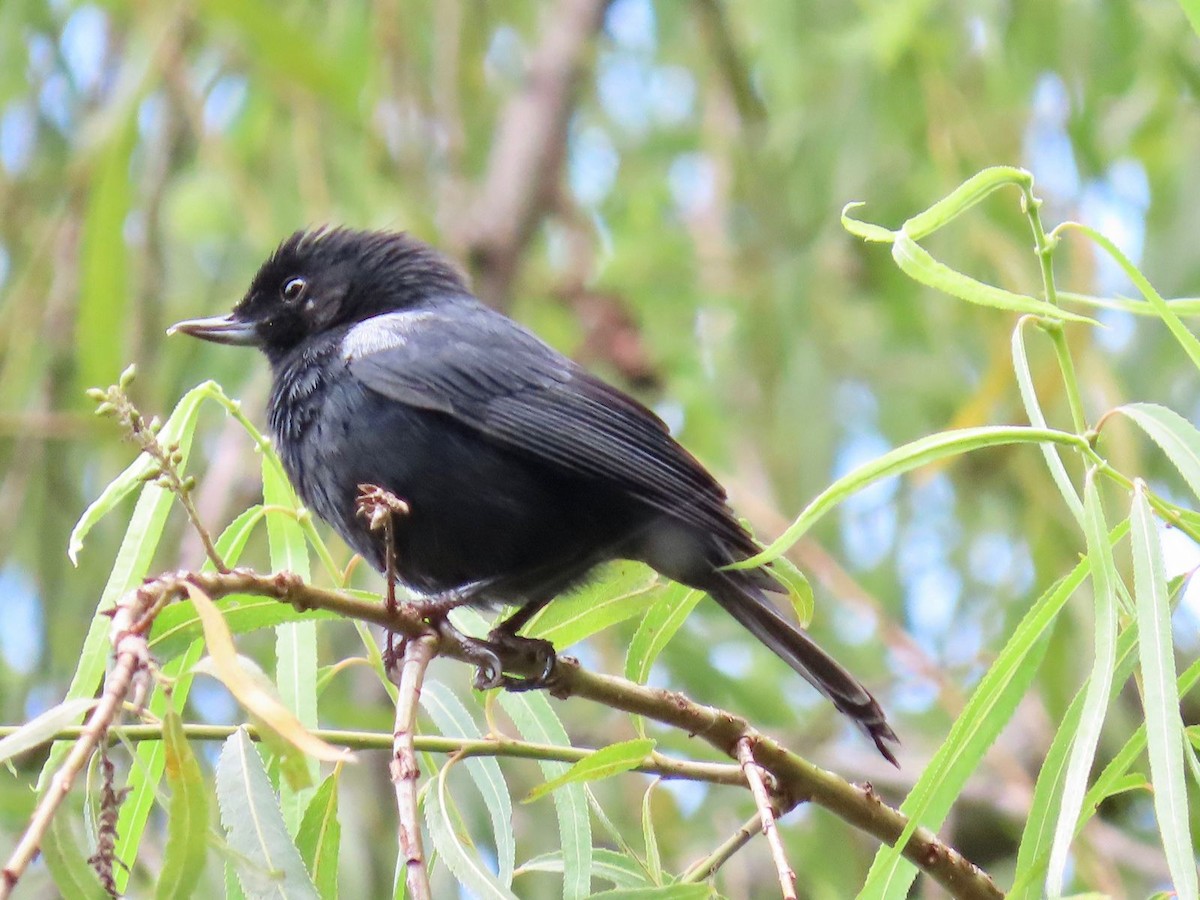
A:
486,597,559,691
428,615,505,691
355,484,411,677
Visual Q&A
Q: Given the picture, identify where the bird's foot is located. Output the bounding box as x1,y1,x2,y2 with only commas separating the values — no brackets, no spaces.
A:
430,617,506,689
484,631,558,692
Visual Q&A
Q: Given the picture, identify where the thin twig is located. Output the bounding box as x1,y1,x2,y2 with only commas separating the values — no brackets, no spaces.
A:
1,586,153,898
736,738,797,900
391,633,437,900
680,812,763,883
90,376,228,572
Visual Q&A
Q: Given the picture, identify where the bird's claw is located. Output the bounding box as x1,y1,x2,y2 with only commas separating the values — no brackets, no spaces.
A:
485,632,557,691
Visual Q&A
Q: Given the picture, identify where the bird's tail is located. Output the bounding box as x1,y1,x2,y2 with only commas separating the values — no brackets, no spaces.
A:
706,569,899,766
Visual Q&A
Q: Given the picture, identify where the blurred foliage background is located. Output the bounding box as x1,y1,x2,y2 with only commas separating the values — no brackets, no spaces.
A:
2,0,1200,895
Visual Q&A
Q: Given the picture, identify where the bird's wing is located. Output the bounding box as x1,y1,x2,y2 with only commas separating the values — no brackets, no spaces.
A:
343,305,755,552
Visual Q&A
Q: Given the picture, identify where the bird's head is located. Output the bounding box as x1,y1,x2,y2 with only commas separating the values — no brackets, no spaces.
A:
170,227,469,361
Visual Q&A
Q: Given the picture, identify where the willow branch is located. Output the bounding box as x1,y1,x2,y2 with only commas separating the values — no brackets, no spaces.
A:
392,634,437,900
120,567,1002,900
737,737,797,899
680,813,763,883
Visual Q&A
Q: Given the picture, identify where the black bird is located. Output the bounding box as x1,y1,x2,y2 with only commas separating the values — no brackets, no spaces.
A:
171,227,898,764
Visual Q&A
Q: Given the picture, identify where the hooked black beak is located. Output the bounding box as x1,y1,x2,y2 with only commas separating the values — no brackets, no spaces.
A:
167,314,260,346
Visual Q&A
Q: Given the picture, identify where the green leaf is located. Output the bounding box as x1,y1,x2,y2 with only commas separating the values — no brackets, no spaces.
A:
769,555,814,628
517,849,651,889
736,426,1087,569
296,771,341,900
1061,222,1200,369
1009,624,1138,899
900,166,1033,239
1045,474,1119,898
624,585,703,736
1011,320,1083,523
1116,403,1200,504
591,887,712,899
156,709,210,900
625,585,704,685
216,729,319,899
0,699,96,765
425,757,519,900
494,674,592,898
263,451,319,832
890,232,1094,323
42,814,109,900
420,680,515,887
641,781,662,885
858,526,1117,899
1130,482,1196,898
150,593,337,661
523,562,663,647
525,739,657,804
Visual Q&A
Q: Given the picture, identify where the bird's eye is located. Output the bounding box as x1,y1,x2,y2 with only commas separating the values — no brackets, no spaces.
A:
281,277,308,303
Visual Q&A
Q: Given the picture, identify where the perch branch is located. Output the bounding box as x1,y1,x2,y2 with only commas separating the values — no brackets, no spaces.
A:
737,737,797,899
391,634,437,900
111,567,1002,900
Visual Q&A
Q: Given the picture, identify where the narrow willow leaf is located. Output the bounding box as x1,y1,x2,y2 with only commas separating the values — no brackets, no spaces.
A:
150,593,337,661
737,426,1086,569
202,505,267,573
216,729,319,899
858,526,1118,899
1011,319,1084,523
900,166,1032,238
1009,625,1138,899
769,555,814,627
296,770,341,900
42,814,108,900
840,202,896,243
425,758,519,900
0,699,96,765
1045,475,1119,898
156,708,209,900
420,680,515,886
524,739,657,804
1117,403,1200,504
641,781,661,885
625,585,703,686
517,849,651,889
1059,291,1200,317
494,689,591,898
1062,223,1200,372
1012,654,1200,897
262,447,319,831
186,582,348,765
591,886,712,899
263,447,320,831
1130,483,1197,898
523,562,662,646
891,231,1094,323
